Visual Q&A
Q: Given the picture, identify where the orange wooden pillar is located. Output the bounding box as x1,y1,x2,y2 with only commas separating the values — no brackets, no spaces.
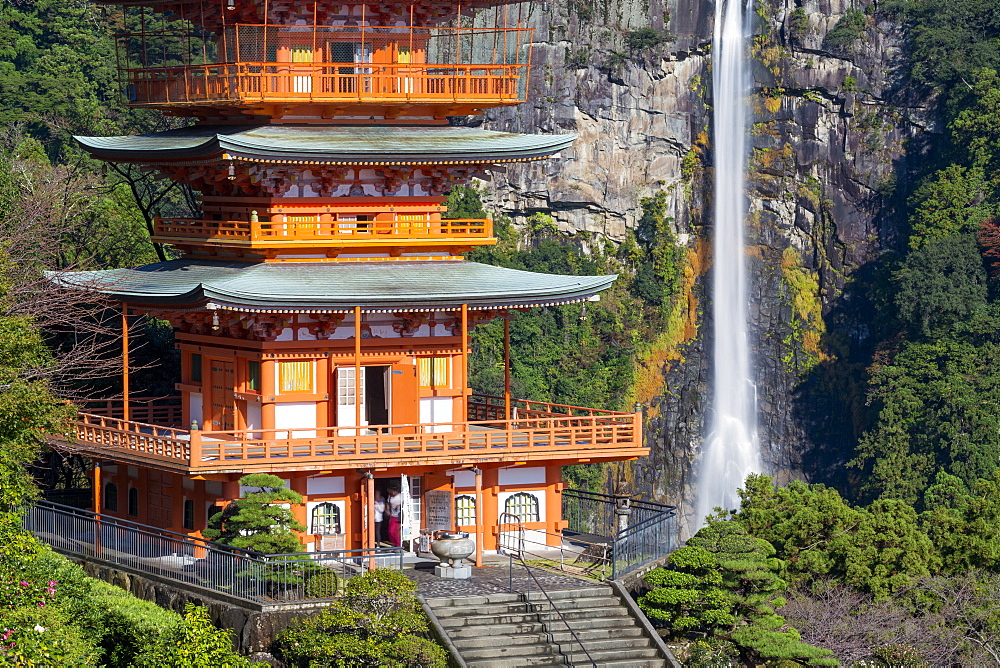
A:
460,304,468,422
93,460,102,556
121,303,130,422
354,306,362,431
473,466,483,567
261,358,276,430
503,314,511,420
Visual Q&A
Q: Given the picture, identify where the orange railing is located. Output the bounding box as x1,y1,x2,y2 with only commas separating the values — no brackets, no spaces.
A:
55,401,642,471
76,397,184,428
153,217,493,244
71,414,193,465
125,63,527,107
468,394,630,421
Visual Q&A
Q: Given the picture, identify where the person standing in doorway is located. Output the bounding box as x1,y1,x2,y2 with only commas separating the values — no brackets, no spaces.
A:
387,485,402,547
374,490,386,546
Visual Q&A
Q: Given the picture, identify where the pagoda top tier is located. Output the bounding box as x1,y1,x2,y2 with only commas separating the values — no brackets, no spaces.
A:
102,0,524,25
111,1,530,118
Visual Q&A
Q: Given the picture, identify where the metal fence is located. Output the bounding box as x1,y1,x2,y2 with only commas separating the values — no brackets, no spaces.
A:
23,500,402,604
562,489,678,580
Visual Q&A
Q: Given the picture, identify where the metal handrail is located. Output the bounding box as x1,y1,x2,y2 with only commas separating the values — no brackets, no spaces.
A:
561,489,678,580
499,513,597,668
23,500,403,603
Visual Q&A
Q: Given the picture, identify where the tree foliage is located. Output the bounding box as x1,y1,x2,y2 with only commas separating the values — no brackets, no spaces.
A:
894,232,988,337
204,473,306,554
639,519,836,666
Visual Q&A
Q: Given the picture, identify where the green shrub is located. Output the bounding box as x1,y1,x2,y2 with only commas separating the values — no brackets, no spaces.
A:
0,604,99,667
88,579,182,666
305,569,341,599
134,603,256,668
788,7,809,42
277,570,445,668
823,10,867,54
624,27,674,52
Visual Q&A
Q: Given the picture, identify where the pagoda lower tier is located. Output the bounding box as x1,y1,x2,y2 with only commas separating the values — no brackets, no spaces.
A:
48,258,644,556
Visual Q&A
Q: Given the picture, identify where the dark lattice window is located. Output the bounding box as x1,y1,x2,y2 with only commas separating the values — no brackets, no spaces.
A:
127,487,138,516
103,483,118,512
183,499,195,530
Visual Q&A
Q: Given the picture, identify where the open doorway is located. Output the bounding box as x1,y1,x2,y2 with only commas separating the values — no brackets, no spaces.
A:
365,365,389,426
373,475,422,550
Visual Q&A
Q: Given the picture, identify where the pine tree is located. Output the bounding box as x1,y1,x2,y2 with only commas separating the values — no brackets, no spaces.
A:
639,519,837,666
203,473,305,555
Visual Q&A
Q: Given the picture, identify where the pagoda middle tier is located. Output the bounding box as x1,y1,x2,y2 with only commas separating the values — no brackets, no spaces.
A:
78,124,573,260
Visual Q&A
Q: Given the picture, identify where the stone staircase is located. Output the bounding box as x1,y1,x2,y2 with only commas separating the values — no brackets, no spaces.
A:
424,585,668,667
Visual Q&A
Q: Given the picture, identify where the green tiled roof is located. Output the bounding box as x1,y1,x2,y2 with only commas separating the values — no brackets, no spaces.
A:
54,260,616,311
75,125,577,163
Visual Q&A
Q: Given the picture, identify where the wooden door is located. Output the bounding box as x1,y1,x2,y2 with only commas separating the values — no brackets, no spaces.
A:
390,363,419,431
209,360,235,432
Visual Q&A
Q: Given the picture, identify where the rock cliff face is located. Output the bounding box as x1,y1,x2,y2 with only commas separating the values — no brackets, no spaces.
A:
478,0,935,534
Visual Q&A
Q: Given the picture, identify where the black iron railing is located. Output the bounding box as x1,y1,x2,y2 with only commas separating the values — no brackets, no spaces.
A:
23,500,402,604
562,489,678,579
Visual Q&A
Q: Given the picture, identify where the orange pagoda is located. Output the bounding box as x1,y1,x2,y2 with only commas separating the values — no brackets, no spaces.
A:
52,0,647,564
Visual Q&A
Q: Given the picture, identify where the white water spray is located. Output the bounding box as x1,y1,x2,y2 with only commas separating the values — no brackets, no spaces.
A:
695,0,761,524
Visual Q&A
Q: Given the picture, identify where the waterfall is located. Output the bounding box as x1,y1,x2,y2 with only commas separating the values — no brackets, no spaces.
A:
695,0,761,525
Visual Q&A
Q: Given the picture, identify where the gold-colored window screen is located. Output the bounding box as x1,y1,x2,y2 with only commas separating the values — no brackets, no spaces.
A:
418,357,449,388
398,46,412,64
397,213,428,233
280,361,313,393
291,46,313,63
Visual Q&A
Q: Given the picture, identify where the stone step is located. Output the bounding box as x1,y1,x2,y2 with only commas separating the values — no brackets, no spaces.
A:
548,635,653,653
425,586,613,608
565,647,662,663
447,622,546,639
437,607,629,628
452,625,645,649
595,660,667,668
459,642,557,661
466,657,564,668
432,595,622,617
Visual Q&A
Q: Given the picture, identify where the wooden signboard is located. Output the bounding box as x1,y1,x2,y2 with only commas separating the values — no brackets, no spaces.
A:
424,489,453,532
318,534,346,551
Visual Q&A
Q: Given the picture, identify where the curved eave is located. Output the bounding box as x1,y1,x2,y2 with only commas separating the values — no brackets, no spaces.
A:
74,126,577,165
50,261,616,312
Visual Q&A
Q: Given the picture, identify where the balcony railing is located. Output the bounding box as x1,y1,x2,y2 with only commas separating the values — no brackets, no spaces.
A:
77,396,183,427
52,395,643,472
125,63,526,107
117,23,531,109
153,217,493,245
